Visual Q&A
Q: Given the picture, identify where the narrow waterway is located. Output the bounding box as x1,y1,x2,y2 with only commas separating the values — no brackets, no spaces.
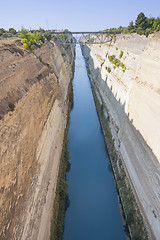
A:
63,45,125,240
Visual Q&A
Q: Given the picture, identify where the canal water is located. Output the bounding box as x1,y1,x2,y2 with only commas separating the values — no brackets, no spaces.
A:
63,45,125,240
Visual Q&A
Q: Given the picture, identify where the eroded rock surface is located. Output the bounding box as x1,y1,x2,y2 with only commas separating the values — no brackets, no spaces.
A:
0,39,74,240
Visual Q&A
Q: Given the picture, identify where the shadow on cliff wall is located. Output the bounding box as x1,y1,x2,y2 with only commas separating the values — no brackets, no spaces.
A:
81,44,159,166
81,45,126,113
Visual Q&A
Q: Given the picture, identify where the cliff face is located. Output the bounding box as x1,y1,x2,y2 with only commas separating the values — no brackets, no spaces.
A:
82,33,160,239
0,39,74,239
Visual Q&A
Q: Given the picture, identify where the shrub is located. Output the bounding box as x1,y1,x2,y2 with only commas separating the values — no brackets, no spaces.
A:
112,58,120,67
19,28,45,49
145,28,154,37
136,29,145,35
120,62,126,69
123,27,129,34
38,56,42,62
119,50,123,59
36,74,43,80
2,33,9,38
23,43,29,49
44,33,51,41
108,55,120,67
21,38,27,44
9,28,16,35
108,55,115,62
20,38,29,49
8,103,15,111
0,28,5,36
105,66,111,73
126,209,135,225
59,179,68,198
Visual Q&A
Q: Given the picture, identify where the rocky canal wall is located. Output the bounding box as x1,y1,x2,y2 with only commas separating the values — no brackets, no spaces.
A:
0,38,75,239
81,33,160,239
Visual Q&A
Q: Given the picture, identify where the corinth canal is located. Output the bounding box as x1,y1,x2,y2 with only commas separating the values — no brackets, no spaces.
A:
63,45,125,240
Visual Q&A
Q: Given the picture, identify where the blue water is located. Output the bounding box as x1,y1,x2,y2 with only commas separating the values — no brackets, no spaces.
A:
63,45,125,240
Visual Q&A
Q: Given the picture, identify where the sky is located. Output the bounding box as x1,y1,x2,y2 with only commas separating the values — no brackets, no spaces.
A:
1,0,160,31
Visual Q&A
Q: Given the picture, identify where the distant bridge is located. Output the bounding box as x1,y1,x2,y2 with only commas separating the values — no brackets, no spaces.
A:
51,31,120,44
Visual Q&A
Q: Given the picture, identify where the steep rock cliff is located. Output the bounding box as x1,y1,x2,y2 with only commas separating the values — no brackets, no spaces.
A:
82,33,160,240
0,39,74,239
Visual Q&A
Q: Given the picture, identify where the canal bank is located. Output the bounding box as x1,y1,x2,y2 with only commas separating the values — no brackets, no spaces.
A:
63,45,125,240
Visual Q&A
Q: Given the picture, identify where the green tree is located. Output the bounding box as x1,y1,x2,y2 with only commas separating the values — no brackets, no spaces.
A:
38,27,45,33
153,17,160,31
147,17,155,29
123,27,129,34
19,28,30,40
19,28,44,49
9,28,17,35
44,33,51,41
0,28,6,36
128,21,135,32
135,12,148,30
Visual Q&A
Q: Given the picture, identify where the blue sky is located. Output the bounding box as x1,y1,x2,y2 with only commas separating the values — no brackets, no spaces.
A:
1,0,160,31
